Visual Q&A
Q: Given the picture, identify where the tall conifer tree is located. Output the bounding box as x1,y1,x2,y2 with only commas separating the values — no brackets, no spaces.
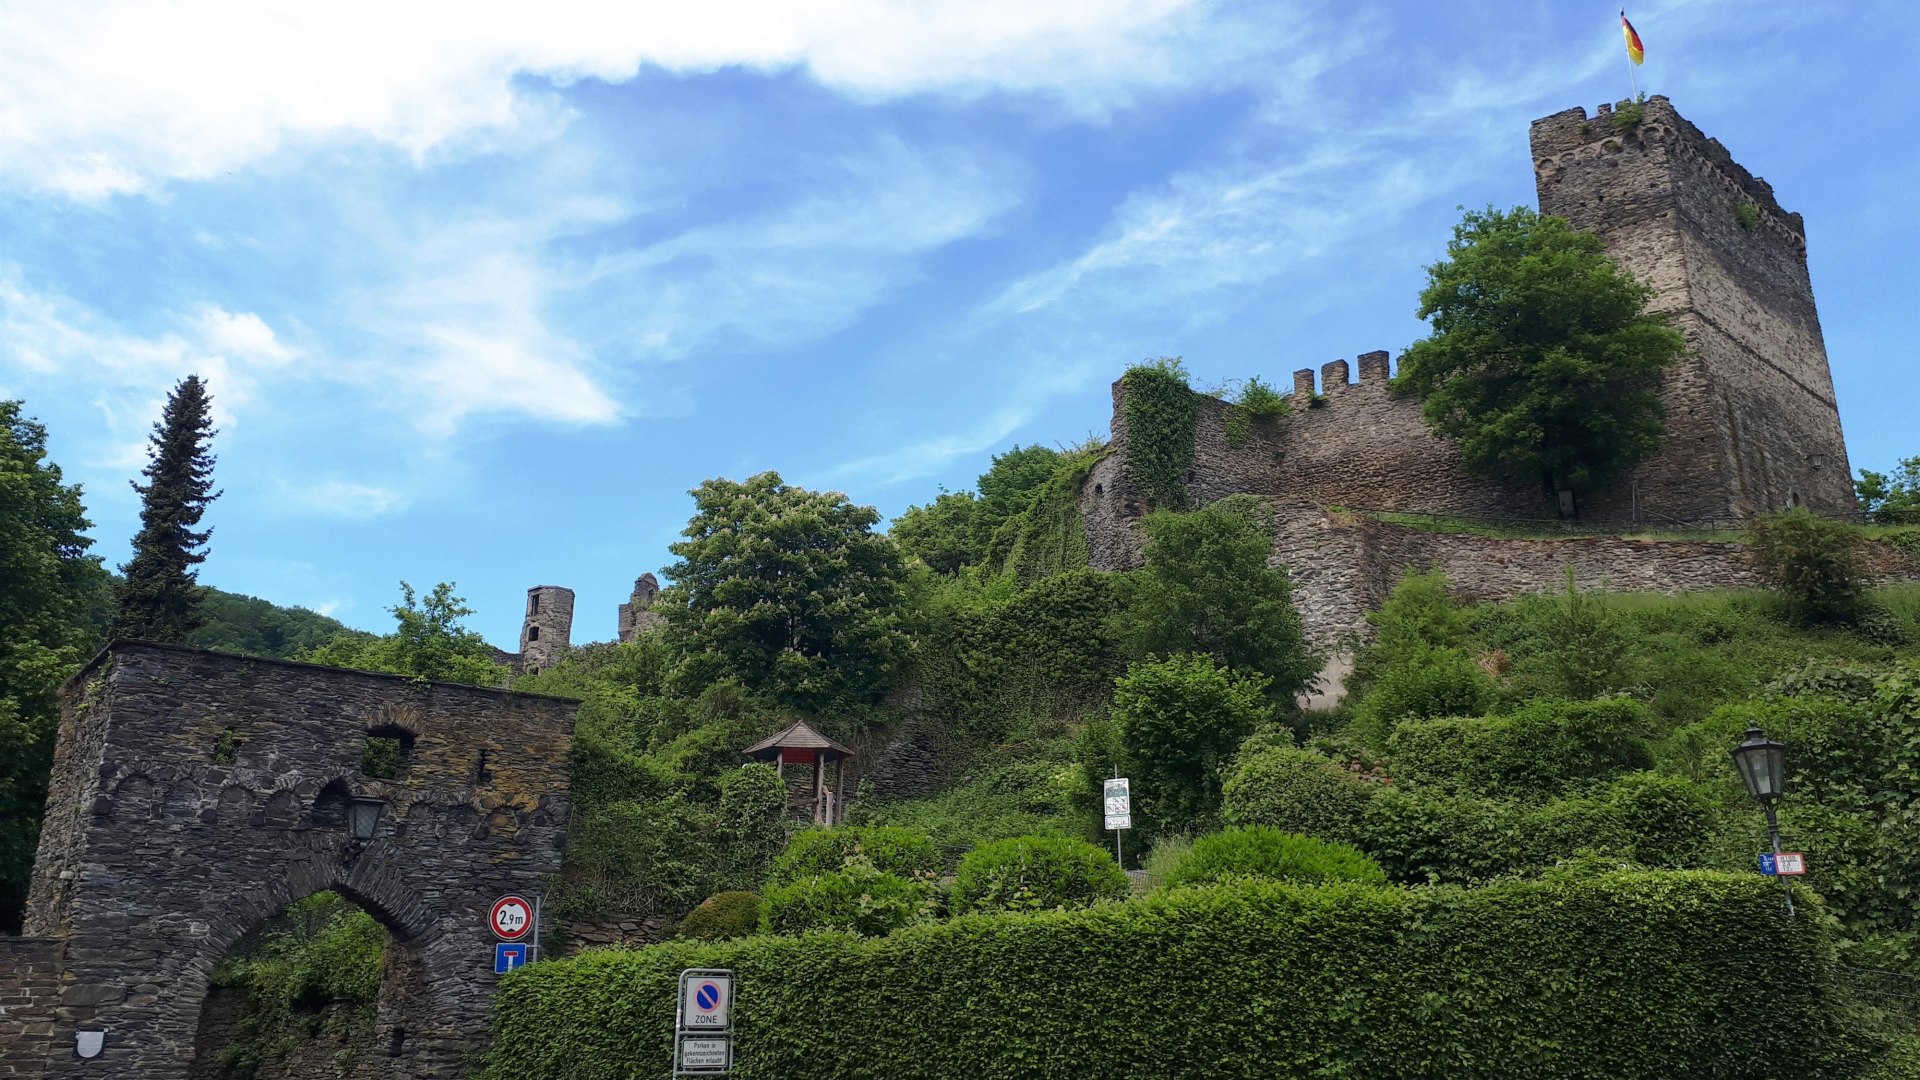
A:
110,375,219,641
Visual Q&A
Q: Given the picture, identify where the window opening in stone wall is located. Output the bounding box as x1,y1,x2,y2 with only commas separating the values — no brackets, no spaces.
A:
212,727,238,765
311,779,351,828
528,593,540,616
475,748,493,785
361,725,415,780
528,625,540,641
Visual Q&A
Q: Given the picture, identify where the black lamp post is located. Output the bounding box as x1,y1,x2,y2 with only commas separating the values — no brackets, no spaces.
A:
1730,726,1794,915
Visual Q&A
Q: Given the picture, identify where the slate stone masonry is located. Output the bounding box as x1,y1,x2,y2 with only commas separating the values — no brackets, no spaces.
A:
7,642,577,1079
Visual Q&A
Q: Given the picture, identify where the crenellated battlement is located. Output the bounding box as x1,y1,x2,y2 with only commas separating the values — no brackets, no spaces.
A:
1287,349,1394,401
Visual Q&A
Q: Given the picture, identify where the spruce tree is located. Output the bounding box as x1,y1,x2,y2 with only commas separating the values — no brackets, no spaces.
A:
110,375,219,641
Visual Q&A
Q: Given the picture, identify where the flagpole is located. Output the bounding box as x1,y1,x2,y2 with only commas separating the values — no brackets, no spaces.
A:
1621,9,1640,102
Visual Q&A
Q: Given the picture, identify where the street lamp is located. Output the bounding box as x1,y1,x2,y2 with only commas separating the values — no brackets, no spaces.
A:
347,796,386,842
1730,727,1794,915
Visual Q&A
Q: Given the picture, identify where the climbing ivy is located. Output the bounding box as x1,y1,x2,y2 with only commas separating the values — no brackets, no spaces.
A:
996,449,1102,583
1121,358,1197,511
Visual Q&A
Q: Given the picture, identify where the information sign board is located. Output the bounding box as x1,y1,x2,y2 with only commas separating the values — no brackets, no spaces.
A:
1774,851,1807,876
678,1034,731,1072
1103,777,1131,831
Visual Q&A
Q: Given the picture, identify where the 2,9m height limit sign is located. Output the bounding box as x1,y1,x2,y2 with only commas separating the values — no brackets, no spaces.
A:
1104,776,1131,866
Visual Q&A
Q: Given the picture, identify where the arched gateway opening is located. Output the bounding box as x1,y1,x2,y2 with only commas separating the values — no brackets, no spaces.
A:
12,642,577,1079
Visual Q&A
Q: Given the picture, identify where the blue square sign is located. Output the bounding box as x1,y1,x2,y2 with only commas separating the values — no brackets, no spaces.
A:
495,942,530,974
1759,852,1778,875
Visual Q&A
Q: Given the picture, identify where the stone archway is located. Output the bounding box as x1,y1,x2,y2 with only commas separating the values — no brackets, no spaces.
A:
12,642,577,1078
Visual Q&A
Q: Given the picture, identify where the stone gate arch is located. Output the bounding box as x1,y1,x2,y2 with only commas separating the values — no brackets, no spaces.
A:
10,642,577,1078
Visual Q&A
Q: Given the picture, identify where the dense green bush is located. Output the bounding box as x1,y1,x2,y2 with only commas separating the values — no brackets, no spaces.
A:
1749,509,1867,622
1112,654,1270,834
1350,646,1493,748
1220,744,1378,844
1163,825,1386,888
949,836,1130,914
1357,772,1715,884
1120,357,1197,511
1349,570,1469,695
855,741,1087,863
1388,697,1654,800
769,826,941,884
483,873,1869,1080
761,862,932,937
679,892,765,942
208,892,389,1074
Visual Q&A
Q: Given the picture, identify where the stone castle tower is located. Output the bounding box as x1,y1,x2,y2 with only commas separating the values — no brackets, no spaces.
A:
617,573,665,642
518,585,573,673
1530,96,1854,517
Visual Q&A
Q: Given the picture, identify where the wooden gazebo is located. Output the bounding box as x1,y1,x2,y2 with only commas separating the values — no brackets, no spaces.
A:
742,720,855,826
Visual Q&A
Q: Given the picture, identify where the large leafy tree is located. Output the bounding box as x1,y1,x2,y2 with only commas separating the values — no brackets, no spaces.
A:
889,491,977,575
111,375,220,640
1115,497,1316,703
1395,206,1685,508
661,472,907,713
0,400,110,930
301,582,506,686
1856,457,1920,523
1112,653,1269,834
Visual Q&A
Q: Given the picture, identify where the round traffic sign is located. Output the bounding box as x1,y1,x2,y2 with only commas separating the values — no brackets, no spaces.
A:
490,895,534,941
695,981,723,1011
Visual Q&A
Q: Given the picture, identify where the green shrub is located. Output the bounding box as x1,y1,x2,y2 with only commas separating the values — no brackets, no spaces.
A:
1350,570,1469,694
1388,697,1654,800
1357,773,1715,884
949,836,1130,914
1749,509,1867,622
483,873,1869,1080
769,826,941,885
1222,376,1289,447
1350,646,1493,748
1121,357,1197,510
1140,834,1192,888
1163,825,1387,888
678,892,764,942
1112,654,1270,834
761,862,933,937
1220,745,1378,844
855,747,1084,865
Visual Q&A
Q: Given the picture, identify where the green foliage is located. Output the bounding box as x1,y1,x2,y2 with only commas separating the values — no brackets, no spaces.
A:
1388,698,1654,800
209,892,388,1075
360,736,404,780
1856,456,1920,523
1140,833,1192,887
949,835,1129,914
483,873,1870,1080
1221,376,1290,448
993,450,1098,583
1120,357,1197,511
1611,97,1646,131
1112,654,1270,834
1220,744,1378,844
1357,773,1716,884
678,892,764,942
1539,568,1633,698
1350,646,1494,749
1748,509,1867,622
890,491,978,575
761,860,934,937
1163,825,1387,888
1734,199,1760,231
1395,206,1685,500
1116,498,1316,702
0,400,108,931
111,374,219,641
769,826,942,885
662,471,908,713
300,581,507,686
1348,569,1467,697
971,445,1063,566
187,588,362,659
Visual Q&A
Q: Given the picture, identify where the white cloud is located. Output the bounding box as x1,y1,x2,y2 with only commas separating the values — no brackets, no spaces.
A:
0,0,1244,198
285,479,412,519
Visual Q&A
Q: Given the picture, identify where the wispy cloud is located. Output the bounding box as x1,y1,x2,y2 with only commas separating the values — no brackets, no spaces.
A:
284,479,412,520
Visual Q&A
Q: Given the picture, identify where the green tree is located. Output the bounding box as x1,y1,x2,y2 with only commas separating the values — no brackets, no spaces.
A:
661,472,907,713
1115,498,1315,702
1395,206,1685,508
1112,653,1270,834
111,375,220,640
973,444,1063,568
0,401,110,931
301,582,506,685
1856,457,1920,523
889,491,977,575
1747,509,1866,623
1540,568,1632,698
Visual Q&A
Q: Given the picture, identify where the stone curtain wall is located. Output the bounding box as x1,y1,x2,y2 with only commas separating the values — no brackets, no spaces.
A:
1532,97,1855,518
13,643,577,1079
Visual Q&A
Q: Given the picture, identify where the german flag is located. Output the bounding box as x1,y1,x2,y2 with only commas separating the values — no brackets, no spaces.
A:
1621,10,1645,65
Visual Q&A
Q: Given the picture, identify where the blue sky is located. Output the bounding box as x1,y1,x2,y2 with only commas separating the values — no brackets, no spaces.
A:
3,1,1916,648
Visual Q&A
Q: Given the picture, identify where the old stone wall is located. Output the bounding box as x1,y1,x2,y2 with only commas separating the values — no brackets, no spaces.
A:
13,642,577,1079
561,915,676,954
0,937,58,1079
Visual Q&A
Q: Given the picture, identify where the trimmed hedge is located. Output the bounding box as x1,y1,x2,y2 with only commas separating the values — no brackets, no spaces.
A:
761,863,931,937
1221,745,1376,842
1164,826,1386,888
481,872,1870,1079
768,826,940,884
949,836,1129,914
1388,698,1655,800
